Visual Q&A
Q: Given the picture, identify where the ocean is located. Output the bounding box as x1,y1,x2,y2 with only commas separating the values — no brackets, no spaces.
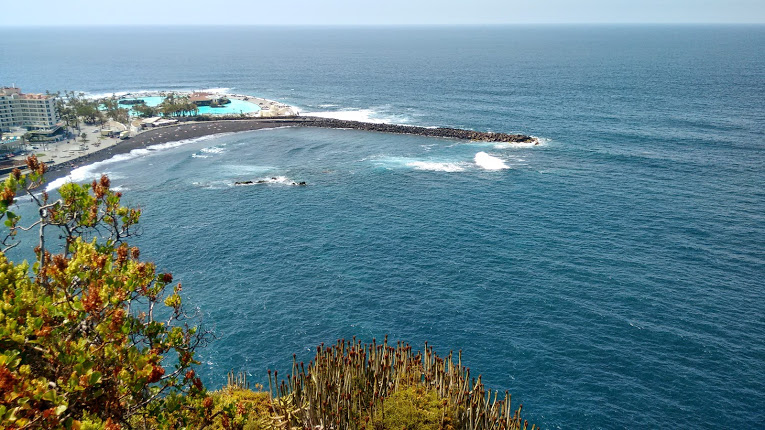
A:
1,25,764,429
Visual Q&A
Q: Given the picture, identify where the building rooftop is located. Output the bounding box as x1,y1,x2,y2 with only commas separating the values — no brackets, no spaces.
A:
1,87,55,100
189,92,215,103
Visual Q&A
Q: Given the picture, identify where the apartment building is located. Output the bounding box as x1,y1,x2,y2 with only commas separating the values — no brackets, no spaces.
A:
0,87,60,133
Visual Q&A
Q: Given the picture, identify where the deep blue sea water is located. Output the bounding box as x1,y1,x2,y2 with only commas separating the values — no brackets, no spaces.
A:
1,26,764,429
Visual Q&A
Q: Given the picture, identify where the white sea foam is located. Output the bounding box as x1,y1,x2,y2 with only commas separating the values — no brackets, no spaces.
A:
306,109,388,123
233,176,292,186
492,141,540,149
372,156,466,172
223,164,274,175
305,107,410,125
474,152,509,170
80,87,231,100
79,90,149,99
46,153,130,191
200,146,226,154
406,161,466,172
46,133,231,191
267,176,290,184
195,180,235,190
199,87,231,94
82,91,121,99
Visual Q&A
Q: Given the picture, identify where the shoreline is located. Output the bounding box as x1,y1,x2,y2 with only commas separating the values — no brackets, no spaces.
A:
42,118,303,184
40,117,537,184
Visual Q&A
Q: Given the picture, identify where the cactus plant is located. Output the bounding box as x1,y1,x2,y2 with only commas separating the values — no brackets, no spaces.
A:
266,337,536,430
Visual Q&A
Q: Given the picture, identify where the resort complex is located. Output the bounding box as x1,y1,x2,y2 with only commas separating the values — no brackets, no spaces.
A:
0,87,302,173
0,87,60,133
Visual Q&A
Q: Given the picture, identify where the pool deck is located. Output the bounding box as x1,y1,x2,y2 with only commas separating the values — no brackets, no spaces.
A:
117,90,298,117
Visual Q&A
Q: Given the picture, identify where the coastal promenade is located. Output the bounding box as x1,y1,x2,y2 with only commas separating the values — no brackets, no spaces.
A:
35,117,536,182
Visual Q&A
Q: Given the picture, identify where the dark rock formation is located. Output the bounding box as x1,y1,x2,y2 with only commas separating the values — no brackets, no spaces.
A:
118,99,146,105
235,179,307,186
295,117,537,144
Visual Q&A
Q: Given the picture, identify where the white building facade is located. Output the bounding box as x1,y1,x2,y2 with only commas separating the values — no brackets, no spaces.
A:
0,87,60,132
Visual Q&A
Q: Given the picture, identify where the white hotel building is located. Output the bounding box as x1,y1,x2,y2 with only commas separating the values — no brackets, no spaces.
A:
0,87,60,133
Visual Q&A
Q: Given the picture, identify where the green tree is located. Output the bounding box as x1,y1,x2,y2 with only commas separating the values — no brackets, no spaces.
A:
21,132,33,146
101,98,130,125
58,92,101,125
56,92,80,133
132,104,158,118
158,94,199,117
0,158,210,428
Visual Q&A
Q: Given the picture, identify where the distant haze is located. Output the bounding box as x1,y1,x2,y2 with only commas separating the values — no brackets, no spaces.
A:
2,0,764,26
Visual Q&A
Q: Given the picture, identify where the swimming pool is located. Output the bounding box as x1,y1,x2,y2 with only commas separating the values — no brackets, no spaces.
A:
125,96,260,116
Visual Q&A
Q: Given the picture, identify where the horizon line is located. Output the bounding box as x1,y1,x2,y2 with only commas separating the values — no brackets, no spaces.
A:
2,22,765,28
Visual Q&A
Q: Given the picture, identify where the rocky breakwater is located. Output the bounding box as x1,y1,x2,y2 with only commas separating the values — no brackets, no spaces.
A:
297,117,538,144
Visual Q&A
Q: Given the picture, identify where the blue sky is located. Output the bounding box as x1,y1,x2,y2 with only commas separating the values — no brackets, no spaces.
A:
2,0,764,26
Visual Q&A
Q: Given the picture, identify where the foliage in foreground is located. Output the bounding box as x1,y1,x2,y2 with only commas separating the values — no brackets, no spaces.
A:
171,339,537,430
267,337,535,430
0,158,535,429
0,159,209,428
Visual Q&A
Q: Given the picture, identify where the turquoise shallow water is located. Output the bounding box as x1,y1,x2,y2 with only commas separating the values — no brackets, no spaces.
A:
126,96,260,115
1,26,764,429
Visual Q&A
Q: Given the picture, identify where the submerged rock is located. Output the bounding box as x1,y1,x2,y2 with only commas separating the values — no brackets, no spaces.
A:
234,179,307,186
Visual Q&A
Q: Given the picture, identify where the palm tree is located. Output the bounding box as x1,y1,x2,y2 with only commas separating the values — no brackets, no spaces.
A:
159,94,178,117
183,99,197,117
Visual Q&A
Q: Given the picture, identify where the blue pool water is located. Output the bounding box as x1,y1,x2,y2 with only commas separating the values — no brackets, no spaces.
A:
125,96,260,115
1,26,764,429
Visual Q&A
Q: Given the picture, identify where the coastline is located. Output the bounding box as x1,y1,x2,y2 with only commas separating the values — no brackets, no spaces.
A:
96,89,298,117
41,117,537,185
42,118,303,184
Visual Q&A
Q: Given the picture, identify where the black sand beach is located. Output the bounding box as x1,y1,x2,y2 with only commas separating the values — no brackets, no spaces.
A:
44,119,302,183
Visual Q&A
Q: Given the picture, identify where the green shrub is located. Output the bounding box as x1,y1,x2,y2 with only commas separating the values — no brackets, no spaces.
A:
1,159,208,429
374,385,456,430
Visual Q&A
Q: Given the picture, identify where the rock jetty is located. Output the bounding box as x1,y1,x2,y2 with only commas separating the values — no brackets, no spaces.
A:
296,117,537,144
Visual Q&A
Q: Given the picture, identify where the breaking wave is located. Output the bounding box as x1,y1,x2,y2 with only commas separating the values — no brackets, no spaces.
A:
80,87,232,100
474,152,509,170
304,106,410,125
192,145,227,158
46,134,231,191
369,156,467,172
492,136,548,149
406,161,466,172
